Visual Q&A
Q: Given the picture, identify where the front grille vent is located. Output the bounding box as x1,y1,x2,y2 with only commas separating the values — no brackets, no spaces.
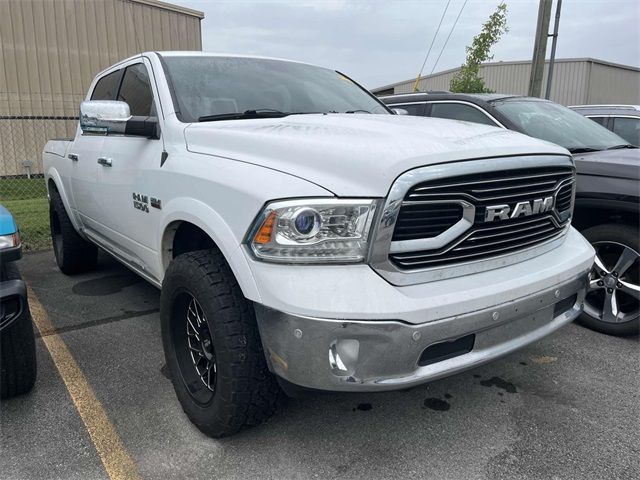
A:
392,203,463,241
555,183,573,212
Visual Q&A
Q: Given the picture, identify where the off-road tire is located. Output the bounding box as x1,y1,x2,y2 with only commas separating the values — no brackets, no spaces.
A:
49,191,98,274
577,224,639,336
161,249,280,437
0,263,37,399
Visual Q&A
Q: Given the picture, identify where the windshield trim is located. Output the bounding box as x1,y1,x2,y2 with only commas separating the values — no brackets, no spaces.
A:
156,53,391,123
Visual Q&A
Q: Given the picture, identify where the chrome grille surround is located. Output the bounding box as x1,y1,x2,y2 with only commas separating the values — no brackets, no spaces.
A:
369,155,575,286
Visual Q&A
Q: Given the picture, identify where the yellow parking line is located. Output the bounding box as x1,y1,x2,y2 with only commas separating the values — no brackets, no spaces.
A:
27,286,142,480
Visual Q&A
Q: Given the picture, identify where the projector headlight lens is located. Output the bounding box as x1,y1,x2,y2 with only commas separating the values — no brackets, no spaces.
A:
248,199,378,263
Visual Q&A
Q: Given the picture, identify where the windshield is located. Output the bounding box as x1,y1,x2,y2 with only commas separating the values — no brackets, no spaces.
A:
161,56,389,122
493,99,630,151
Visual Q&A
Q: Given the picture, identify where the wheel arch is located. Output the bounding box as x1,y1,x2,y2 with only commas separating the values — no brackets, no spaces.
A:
573,197,639,232
45,168,83,233
159,198,261,302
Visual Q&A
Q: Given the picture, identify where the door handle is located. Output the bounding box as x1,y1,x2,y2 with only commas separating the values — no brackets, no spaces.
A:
97,157,112,167
68,153,78,161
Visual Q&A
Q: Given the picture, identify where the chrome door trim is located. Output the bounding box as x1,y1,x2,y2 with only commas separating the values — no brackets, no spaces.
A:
368,155,574,286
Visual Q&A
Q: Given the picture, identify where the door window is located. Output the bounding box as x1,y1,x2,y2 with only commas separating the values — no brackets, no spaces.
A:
394,103,425,116
118,63,155,116
429,103,497,126
587,116,608,127
612,117,640,146
91,70,123,100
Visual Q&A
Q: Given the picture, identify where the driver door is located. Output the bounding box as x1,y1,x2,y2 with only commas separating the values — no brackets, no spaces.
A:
94,60,164,280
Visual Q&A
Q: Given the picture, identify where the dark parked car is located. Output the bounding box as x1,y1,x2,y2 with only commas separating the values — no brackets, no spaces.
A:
570,104,640,147
0,204,36,399
382,93,639,336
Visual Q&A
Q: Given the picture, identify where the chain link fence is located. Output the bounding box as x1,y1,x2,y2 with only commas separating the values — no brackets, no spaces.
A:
0,116,78,251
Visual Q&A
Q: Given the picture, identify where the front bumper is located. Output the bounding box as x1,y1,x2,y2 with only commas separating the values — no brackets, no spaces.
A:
255,271,588,392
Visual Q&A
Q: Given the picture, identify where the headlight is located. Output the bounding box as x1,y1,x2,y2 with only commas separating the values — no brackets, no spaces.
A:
248,199,378,263
0,232,19,249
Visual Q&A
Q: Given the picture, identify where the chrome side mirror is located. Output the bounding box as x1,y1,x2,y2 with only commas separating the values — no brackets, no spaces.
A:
80,100,131,134
80,100,159,138
391,108,409,116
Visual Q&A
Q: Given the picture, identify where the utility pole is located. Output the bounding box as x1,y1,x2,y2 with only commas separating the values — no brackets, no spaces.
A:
545,0,562,99
528,0,552,97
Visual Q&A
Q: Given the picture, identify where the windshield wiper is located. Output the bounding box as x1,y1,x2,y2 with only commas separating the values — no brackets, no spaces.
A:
567,147,601,154
198,109,290,122
606,144,638,150
344,109,371,114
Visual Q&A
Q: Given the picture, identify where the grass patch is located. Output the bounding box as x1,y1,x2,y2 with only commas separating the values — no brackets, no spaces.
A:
1,178,50,251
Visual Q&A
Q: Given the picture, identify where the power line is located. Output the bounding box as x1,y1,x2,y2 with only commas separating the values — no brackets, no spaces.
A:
412,0,452,92
429,0,469,77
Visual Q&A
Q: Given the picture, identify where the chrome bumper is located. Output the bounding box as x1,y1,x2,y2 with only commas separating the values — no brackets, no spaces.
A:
254,271,589,392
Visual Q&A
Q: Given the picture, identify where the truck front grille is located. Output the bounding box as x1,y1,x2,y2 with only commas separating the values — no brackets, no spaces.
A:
389,166,574,270
392,203,463,241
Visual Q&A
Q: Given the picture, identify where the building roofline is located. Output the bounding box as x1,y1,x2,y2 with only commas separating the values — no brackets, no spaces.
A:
130,0,204,19
371,57,640,92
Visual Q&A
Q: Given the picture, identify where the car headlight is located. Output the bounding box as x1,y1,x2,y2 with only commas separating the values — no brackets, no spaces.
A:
247,199,378,263
0,232,19,249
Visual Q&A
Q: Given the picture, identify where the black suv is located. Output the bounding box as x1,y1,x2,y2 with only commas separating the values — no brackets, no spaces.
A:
383,93,640,336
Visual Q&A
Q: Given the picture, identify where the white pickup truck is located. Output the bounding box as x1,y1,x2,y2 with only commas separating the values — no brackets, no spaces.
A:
43,52,594,437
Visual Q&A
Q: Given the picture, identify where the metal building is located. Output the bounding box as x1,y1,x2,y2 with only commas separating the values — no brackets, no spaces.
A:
372,58,640,107
0,0,204,176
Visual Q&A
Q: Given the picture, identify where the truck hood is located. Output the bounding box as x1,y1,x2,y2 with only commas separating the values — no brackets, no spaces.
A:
572,148,640,181
184,114,569,196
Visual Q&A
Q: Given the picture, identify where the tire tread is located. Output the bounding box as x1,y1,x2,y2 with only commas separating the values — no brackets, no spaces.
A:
161,249,280,437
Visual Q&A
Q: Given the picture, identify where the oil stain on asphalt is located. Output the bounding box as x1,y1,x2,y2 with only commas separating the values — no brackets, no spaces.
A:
72,274,142,296
423,398,451,411
479,376,518,394
353,403,373,411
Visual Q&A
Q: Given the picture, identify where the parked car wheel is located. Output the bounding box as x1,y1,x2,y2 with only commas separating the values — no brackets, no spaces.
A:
49,191,98,274
160,249,280,437
0,262,37,399
578,224,639,336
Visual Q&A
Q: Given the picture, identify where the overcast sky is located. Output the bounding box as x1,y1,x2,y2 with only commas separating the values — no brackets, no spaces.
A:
178,0,640,89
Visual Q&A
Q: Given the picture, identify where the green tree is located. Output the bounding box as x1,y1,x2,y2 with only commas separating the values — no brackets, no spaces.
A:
450,3,509,93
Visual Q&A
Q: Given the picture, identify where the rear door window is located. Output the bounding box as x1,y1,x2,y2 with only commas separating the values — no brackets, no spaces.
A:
429,102,498,126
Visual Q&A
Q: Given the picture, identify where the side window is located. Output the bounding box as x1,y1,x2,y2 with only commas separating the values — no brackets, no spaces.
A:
90,70,123,100
588,116,608,127
612,117,640,146
394,103,425,116
118,63,155,116
429,103,497,126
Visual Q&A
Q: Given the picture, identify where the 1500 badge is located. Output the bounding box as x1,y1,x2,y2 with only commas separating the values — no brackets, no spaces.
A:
132,193,162,212
133,193,149,213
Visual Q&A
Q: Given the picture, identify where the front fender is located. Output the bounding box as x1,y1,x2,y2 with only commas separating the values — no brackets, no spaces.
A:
158,197,261,302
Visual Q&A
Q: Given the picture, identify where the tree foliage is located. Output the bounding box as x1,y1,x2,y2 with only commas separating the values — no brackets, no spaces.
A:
450,3,509,93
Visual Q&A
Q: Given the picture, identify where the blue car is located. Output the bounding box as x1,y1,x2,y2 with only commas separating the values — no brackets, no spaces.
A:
0,205,36,399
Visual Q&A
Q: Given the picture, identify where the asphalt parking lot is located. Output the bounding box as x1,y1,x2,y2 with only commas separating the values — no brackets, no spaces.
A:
1,250,639,480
